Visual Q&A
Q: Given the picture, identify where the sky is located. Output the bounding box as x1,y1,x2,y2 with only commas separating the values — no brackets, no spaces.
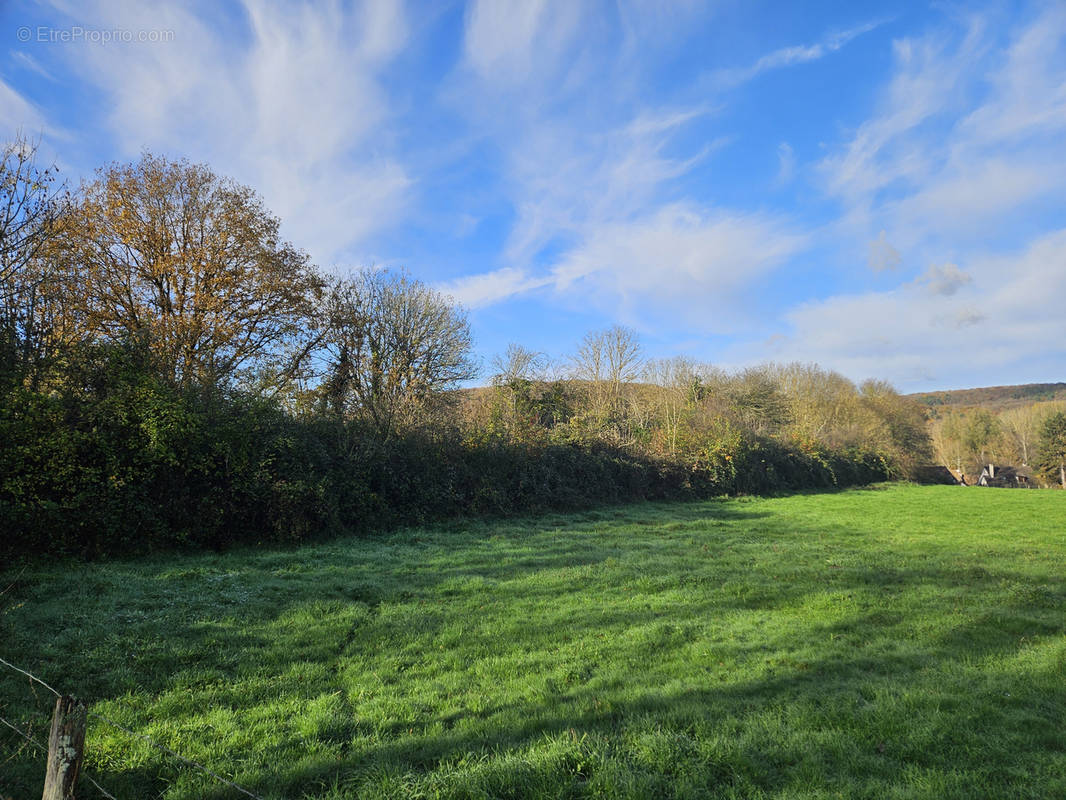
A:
1,0,1064,392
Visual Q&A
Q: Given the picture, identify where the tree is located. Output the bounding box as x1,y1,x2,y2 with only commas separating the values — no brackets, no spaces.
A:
573,325,643,385
0,136,64,299
60,153,321,390
931,414,961,476
486,342,553,434
999,405,1040,465
321,268,478,439
491,342,546,387
644,356,701,455
858,379,932,475
572,325,642,406
1037,411,1066,489
727,366,790,436
963,409,1000,468
570,325,644,444
777,363,860,446
0,135,67,381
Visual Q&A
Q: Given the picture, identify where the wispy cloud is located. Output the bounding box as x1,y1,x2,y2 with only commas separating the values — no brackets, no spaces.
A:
440,267,551,309
0,78,52,138
40,0,412,265
544,204,806,330
500,107,717,266
819,21,987,208
820,7,1066,248
442,203,806,331
764,7,1066,387
775,142,795,186
8,0,1063,390
708,19,888,91
463,0,586,86
11,52,55,81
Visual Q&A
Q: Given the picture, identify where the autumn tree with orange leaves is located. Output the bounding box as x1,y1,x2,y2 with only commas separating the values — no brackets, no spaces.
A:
58,153,322,390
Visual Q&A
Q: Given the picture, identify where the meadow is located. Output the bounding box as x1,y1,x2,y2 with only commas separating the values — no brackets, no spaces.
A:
1,484,1064,799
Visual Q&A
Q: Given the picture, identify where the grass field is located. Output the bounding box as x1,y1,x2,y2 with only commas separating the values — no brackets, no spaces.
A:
1,484,1064,799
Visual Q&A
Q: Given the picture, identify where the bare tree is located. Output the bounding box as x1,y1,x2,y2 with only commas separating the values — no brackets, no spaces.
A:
0,136,64,299
644,355,701,455
573,325,643,397
487,342,548,429
0,135,67,379
999,405,1040,465
321,268,479,439
491,342,546,386
571,325,644,443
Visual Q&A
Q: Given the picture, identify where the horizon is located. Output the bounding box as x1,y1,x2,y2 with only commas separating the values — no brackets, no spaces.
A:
2,0,1064,393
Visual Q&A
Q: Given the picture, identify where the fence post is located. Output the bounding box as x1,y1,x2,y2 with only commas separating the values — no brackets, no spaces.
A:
42,695,86,800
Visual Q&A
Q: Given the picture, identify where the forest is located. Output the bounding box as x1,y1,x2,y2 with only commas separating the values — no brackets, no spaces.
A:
916,390,1066,485
2,140,1063,558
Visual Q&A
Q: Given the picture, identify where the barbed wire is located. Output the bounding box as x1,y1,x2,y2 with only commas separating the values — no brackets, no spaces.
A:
0,711,41,758
0,566,26,601
0,712,117,799
0,655,61,698
1,656,264,800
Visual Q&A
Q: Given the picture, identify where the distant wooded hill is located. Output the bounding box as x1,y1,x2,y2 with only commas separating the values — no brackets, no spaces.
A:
909,383,1066,411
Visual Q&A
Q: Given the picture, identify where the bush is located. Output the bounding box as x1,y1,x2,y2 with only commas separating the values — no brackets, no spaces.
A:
1,342,893,560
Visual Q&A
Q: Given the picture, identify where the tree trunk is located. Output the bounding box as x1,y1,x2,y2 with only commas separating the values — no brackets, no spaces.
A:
1060,462,1065,490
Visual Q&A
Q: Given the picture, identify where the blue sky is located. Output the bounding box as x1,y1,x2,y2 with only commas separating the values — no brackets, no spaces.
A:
2,0,1064,392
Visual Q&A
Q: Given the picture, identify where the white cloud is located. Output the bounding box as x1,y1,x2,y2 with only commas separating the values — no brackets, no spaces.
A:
0,78,51,138
891,159,1058,235
463,0,584,85
546,204,805,330
708,19,887,91
500,106,715,266
11,52,55,81
444,204,806,331
756,228,1066,390
42,0,411,265
780,5,1066,390
957,5,1066,146
449,3,821,332
439,266,550,309
822,8,1066,254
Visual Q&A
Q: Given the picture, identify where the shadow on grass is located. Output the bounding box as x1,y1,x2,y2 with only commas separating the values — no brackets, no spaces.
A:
235,619,1066,800
2,493,1065,798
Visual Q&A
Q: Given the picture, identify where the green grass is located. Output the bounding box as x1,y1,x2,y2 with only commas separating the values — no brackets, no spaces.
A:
2,484,1065,799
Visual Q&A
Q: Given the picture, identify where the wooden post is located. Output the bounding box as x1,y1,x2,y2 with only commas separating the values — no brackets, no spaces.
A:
42,696,86,800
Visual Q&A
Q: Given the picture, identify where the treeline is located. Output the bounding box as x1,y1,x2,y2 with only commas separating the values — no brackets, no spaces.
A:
2,141,934,558
912,383,1066,411
467,340,932,483
929,402,1066,487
